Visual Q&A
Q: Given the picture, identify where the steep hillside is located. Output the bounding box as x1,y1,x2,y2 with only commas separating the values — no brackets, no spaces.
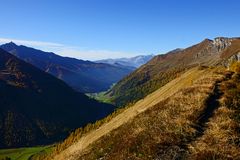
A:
52,66,240,160
50,67,211,160
0,42,133,93
108,37,240,106
0,49,115,148
96,55,154,68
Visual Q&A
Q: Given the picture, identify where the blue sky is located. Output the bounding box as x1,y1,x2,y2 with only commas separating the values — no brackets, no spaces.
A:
0,0,239,60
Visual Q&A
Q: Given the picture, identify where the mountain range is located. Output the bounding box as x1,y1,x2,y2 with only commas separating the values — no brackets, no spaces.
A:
107,37,240,106
0,42,134,93
96,54,154,69
0,48,115,148
0,36,239,160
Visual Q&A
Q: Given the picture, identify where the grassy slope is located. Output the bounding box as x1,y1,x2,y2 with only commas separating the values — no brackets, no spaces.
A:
0,146,53,160
76,68,225,160
52,67,211,160
71,67,240,160
188,66,240,159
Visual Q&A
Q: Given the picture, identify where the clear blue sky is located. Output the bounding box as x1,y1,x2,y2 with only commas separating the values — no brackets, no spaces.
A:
0,0,239,60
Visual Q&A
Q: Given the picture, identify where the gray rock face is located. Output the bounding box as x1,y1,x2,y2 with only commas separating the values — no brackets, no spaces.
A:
212,37,233,52
195,38,232,59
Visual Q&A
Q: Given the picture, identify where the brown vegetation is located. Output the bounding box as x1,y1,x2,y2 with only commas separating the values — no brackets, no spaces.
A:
48,67,208,160
75,68,228,159
47,63,240,160
188,64,240,159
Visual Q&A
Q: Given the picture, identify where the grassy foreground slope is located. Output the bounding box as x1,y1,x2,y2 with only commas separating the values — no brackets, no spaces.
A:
75,67,239,160
50,67,216,160
54,63,240,160
188,63,240,159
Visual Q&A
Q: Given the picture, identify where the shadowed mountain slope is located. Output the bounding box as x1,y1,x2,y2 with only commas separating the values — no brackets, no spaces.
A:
0,49,115,148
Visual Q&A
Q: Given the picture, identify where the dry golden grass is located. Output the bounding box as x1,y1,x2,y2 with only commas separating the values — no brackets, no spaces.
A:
188,106,240,160
51,67,210,160
75,69,225,160
50,67,240,160
188,68,240,160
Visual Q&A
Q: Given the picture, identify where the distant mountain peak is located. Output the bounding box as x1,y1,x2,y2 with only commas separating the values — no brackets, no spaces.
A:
8,41,17,45
2,41,18,48
96,54,154,68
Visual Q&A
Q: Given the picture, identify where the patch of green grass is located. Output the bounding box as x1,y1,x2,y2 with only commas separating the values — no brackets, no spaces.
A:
86,83,116,104
0,146,53,160
87,91,113,104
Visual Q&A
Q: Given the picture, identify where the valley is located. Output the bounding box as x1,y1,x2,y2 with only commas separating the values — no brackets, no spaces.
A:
0,37,239,160
1,1,240,159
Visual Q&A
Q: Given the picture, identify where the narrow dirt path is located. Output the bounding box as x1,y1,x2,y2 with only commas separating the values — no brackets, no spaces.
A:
181,72,233,158
193,80,224,136
193,72,233,139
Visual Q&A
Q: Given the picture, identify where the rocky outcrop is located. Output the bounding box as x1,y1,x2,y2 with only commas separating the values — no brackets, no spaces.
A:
212,37,233,52
195,38,233,59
